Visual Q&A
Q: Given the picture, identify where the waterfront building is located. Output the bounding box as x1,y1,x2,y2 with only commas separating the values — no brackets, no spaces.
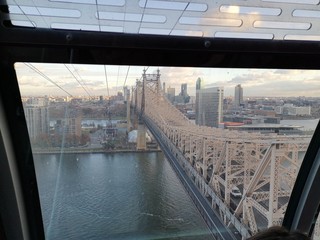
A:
24,98,50,139
234,84,243,108
196,86,224,128
54,107,82,137
275,104,311,116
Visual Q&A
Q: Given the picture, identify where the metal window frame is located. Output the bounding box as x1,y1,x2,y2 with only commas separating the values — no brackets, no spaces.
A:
1,23,320,239
0,58,45,240
282,123,320,235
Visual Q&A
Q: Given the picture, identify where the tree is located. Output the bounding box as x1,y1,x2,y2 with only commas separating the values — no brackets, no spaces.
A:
32,134,50,148
82,107,93,116
102,139,115,150
80,133,90,145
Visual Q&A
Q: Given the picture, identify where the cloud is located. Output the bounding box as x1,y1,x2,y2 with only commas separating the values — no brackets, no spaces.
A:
158,67,206,95
14,63,320,97
228,69,320,97
18,76,50,87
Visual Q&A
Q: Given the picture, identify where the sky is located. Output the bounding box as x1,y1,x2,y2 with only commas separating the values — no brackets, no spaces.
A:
15,62,320,98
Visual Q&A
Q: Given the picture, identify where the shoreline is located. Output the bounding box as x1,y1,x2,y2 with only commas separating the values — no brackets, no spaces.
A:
32,148,161,154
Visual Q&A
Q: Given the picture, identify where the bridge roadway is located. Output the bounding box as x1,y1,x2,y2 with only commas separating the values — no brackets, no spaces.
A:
144,118,237,240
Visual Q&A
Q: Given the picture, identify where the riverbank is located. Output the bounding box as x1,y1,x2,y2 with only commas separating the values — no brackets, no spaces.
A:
32,147,161,154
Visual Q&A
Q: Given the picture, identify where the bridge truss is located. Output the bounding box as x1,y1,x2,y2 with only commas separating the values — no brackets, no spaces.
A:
132,71,311,238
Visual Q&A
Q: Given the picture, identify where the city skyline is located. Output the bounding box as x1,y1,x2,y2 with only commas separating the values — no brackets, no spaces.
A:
15,63,320,98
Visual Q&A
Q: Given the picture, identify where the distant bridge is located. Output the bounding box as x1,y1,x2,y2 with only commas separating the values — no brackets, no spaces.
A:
131,70,311,239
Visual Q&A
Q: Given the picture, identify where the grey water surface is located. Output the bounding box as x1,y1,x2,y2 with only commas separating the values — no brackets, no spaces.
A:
34,152,213,240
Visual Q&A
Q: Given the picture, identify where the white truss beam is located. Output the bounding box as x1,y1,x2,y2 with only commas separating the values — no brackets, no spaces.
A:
133,71,311,238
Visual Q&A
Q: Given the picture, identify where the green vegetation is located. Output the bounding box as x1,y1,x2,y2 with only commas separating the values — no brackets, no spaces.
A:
31,133,90,148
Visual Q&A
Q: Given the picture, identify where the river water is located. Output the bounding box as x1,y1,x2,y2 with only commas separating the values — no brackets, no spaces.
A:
280,119,319,131
34,152,213,240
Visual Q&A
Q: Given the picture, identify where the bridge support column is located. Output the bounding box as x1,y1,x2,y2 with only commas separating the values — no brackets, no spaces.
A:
126,96,131,132
268,145,279,227
137,123,147,150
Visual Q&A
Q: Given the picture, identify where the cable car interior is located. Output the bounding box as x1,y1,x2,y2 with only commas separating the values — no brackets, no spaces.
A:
1,0,320,239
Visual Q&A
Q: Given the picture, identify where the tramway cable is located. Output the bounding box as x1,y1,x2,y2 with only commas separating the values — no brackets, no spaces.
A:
64,64,92,98
71,64,93,97
24,63,73,97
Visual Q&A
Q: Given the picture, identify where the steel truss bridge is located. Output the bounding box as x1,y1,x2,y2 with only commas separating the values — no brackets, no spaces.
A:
132,70,311,239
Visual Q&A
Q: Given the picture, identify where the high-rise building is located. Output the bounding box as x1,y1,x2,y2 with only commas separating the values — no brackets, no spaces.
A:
54,107,82,137
196,87,224,128
24,98,50,139
123,86,130,101
176,83,190,104
180,83,187,97
167,87,175,103
234,84,243,108
196,78,202,90
195,78,202,125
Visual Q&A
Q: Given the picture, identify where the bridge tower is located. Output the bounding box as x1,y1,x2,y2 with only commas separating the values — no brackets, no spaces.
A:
144,68,161,96
126,89,131,132
132,80,139,130
137,71,147,150
136,69,161,150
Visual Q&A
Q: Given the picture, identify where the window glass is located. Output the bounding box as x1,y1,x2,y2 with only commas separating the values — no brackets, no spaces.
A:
15,63,318,239
5,0,320,41
313,217,320,240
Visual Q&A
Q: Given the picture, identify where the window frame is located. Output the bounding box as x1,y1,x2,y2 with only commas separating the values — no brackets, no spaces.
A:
1,24,320,239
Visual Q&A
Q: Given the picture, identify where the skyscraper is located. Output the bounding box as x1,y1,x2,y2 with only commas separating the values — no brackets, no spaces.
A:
166,86,175,103
176,83,190,103
180,83,187,97
195,78,201,122
24,98,50,139
123,86,130,101
196,78,202,90
234,84,243,108
196,87,224,128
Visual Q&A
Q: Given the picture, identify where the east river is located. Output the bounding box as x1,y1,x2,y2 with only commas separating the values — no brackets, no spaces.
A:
34,152,213,240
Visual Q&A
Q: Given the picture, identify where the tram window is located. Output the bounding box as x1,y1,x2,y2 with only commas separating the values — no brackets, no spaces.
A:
3,0,320,239
14,63,319,239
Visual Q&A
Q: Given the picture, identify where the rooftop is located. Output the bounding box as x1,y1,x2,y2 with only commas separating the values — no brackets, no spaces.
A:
227,123,303,129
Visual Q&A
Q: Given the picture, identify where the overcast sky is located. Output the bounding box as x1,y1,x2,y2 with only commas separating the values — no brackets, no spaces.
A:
15,63,320,98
